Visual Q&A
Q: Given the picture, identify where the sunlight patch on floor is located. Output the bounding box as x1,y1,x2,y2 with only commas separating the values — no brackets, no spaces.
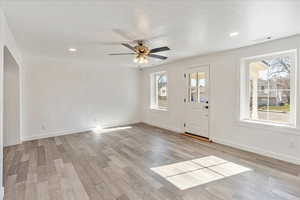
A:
151,156,252,190
92,126,132,134
151,161,203,178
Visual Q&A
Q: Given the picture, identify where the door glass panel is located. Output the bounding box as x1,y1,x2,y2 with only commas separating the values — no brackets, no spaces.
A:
198,72,206,103
189,72,197,102
189,72,197,87
190,88,197,102
198,72,206,89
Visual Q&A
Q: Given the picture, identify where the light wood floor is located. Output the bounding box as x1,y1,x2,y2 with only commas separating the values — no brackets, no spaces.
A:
4,123,300,200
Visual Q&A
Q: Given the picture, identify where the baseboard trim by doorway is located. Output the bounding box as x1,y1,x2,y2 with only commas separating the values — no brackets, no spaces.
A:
181,132,211,143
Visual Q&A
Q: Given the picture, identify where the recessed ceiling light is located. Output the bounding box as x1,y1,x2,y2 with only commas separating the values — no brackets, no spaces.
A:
266,36,272,40
68,48,77,52
230,32,239,37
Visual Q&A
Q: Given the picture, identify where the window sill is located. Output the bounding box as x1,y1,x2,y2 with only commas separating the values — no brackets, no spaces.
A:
150,106,168,112
238,119,300,136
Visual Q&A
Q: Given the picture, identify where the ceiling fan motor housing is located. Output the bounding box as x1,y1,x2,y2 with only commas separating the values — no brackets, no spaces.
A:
135,42,150,56
109,42,169,61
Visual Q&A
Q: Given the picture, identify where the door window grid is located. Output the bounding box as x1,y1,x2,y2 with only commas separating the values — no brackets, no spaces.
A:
188,72,206,103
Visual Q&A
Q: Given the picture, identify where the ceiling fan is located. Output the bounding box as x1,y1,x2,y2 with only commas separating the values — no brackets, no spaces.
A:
108,40,170,64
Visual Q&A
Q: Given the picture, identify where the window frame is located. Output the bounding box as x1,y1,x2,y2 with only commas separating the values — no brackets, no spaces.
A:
240,49,297,128
150,71,168,111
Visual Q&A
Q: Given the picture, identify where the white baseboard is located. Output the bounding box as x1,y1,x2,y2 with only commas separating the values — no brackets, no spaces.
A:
22,121,140,142
142,121,182,133
0,186,4,200
4,139,21,147
22,127,95,141
212,137,300,166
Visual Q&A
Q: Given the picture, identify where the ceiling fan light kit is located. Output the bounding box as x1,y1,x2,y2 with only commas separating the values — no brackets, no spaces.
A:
134,55,148,64
109,40,170,64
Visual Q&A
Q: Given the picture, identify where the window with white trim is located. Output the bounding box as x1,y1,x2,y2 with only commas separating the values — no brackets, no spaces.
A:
240,50,297,126
150,71,168,110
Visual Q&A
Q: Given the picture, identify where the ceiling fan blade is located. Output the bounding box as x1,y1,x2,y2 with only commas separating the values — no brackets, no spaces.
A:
108,53,136,55
148,54,168,60
113,29,136,41
149,46,170,53
121,43,136,52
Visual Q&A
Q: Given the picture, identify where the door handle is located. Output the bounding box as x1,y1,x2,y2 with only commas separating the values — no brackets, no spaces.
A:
205,106,209,109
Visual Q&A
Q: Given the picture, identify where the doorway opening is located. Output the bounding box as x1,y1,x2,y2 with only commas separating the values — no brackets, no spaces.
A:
3,46,21,146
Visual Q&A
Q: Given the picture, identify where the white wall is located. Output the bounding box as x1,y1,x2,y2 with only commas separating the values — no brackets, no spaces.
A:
22,56,140,141
141,35,300,165
4,47,20,146
0,11,4,200
0,9,23,199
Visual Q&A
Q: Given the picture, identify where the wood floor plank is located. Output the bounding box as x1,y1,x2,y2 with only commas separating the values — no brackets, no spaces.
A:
16,160,29,183
4,123,300,200
37,146,46,166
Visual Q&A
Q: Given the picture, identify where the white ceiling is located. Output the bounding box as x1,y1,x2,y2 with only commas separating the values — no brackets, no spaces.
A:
2,0,300,68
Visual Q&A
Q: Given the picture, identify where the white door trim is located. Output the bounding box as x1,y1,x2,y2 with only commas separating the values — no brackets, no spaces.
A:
184,64,211,139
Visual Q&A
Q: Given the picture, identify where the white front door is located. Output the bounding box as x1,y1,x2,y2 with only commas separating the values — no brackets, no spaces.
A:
184,66,210,138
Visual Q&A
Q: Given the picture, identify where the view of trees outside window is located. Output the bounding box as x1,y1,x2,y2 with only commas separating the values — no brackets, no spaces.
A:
156,73,168,108
249,55,291,124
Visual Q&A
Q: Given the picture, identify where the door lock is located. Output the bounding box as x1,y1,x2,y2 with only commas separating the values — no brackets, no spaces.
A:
205,106,209,109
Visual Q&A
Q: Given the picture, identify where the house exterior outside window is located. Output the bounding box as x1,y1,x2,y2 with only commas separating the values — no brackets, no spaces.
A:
150,71,168,110
240,50,297,127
